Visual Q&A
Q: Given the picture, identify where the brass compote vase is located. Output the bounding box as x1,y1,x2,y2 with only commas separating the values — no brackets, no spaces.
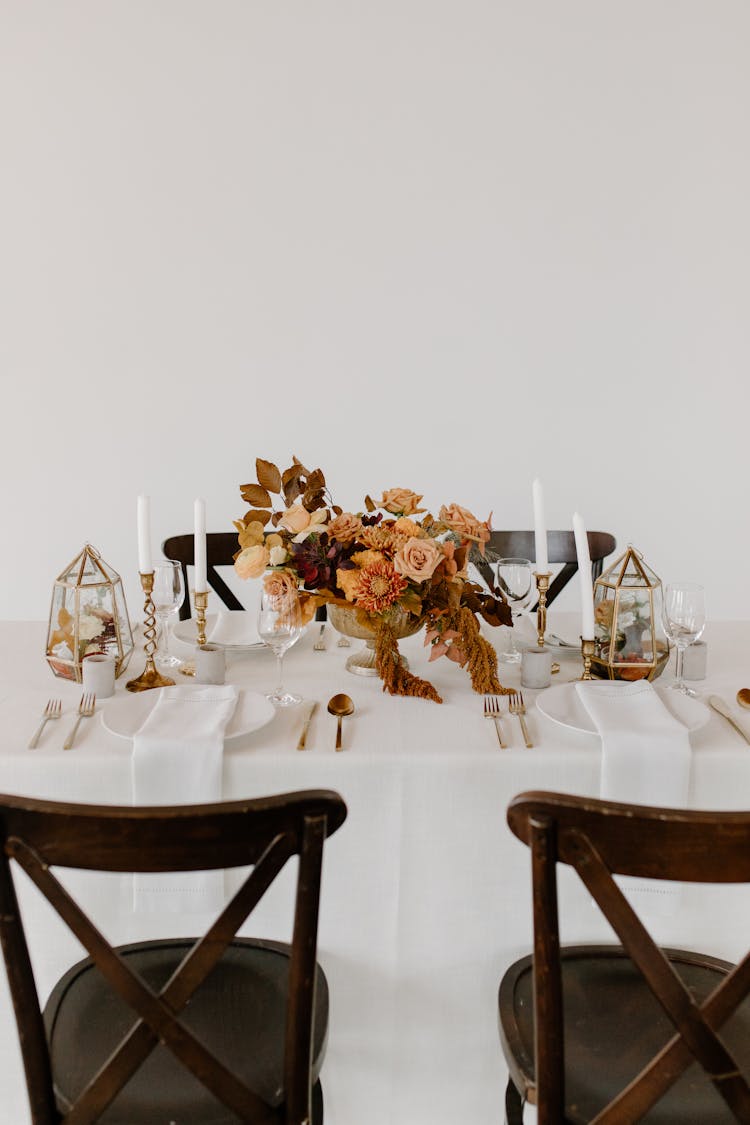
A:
328,604,425,677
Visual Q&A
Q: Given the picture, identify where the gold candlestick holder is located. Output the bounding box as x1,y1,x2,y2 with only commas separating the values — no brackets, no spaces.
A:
580,637,596,680
534,571,552,648
179,589,209,678
126,573,177,692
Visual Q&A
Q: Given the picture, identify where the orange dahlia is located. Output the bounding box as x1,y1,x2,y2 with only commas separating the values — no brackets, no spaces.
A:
354,562,407,613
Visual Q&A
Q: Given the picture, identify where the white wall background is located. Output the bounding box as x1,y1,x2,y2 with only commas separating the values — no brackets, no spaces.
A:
1,1,748,621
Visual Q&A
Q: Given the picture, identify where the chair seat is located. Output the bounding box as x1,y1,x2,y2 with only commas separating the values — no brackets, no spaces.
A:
43,937,328,1124
499,944,750,1124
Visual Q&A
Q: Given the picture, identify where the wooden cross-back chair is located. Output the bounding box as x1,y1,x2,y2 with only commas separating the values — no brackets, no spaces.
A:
0,789,347,1124
162,532,244,620
499,791,750,1124
474,531,616,609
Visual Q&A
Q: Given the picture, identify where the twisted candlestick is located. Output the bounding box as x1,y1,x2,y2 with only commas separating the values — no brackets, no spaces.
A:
126,573,176,692
534,571,552,648
179,589,209,678
580,637,596,681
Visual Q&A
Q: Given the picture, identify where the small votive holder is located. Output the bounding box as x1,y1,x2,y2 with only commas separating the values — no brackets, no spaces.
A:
521,646,552,690
195,644,226,685
82,653,116,699
683,640,708,682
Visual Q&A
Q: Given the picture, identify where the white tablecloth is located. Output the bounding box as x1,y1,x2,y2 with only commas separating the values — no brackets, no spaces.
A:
1,615,750,1124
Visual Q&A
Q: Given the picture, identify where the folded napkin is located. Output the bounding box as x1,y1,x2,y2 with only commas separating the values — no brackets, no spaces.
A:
208,610,261,648
132,684,239,914
576,680,692,916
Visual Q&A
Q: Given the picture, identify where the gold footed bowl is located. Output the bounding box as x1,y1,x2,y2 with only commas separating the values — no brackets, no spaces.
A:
327,605,425,677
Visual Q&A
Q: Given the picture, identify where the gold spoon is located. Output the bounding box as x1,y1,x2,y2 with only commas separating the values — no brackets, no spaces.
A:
737,688,750,709
327,693,354,751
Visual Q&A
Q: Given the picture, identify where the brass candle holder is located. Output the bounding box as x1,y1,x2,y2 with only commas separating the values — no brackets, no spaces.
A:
534,571,552,648
179,589,209,678
126,572,176,692
580,637,596,681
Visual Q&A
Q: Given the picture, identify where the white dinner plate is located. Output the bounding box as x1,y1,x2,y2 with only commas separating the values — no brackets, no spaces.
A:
173,613,265,654
101,689,276,743
535,682,710,736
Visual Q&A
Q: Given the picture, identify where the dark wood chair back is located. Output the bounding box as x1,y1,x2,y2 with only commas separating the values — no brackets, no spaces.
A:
507,790,750,1123
162,532,244,619
0,789,347,1125
475,530,615,607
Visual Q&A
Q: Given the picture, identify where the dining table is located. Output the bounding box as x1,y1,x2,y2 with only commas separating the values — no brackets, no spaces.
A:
1,612,750,1124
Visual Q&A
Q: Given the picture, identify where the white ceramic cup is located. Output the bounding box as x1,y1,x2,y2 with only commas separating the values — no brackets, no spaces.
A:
81,653,116,698
682,639,708,681
195,643,226,685
521,646,552,690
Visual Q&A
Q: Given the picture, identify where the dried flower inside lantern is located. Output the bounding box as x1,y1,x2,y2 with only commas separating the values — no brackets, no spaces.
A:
591,546,669,681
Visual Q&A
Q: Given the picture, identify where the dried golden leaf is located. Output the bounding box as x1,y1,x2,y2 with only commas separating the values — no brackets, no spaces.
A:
256,458,281,493
283,476,303,506
243,509,272,527
364,494,376,513
303,488,326,511
332,504,343,517
307,468,325,491
240,483,272,508
292,455,309,475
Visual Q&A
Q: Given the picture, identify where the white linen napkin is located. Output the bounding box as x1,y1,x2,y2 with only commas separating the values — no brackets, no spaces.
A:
575,680,692,916
132,684,239,913
208,610,261,647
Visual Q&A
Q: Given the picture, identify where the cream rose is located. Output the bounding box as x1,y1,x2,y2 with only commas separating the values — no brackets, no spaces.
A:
278,504,312,534
393,537,443,583
234,544,270,580
439,503,490,548
380,488,424,516
328,512,363,544
268,544,289,567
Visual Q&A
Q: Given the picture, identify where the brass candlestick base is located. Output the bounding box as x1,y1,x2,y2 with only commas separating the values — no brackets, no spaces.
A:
126,573,176,692
580,637,596,680
534,571,552,648
180,589,209,678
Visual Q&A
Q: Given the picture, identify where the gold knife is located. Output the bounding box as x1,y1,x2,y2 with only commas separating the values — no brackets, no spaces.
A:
708,695,750,746
297,701,318,750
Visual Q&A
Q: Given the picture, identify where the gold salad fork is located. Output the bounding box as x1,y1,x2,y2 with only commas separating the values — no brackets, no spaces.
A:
313,624,327,652
483,695,507,749
28,699,62,748
509,691,533,749
63,694,96,750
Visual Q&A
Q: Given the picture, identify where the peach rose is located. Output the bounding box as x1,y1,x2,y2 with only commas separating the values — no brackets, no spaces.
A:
278,504,312,534
394,537,443,583
262,568,299,608
380,488,425,516
328,512,363,544
234,544,270,579
438,503,491,551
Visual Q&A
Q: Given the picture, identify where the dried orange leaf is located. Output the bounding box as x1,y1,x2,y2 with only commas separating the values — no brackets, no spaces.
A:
364,494,376,513
240,483,272,508
256,458,281,493
243,509,272,527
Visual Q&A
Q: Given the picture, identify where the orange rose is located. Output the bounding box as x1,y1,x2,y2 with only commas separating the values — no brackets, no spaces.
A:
438,503,491,552
380,488,425,516
234,544,270,579
328,512,363,544
394,537,443,583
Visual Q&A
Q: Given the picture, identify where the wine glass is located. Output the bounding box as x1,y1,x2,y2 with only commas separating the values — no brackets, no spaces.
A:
662,582,705,696
257,579,305,706
496,558,534,663
152,561,185,669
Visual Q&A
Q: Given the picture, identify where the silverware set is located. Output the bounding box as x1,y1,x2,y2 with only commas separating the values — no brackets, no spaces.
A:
295,695,355,751
312,624,350,650
28,695,96,750
483,692,534,749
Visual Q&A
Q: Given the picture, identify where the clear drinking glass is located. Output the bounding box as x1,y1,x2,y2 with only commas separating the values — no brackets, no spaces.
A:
496,558,534,663
257,579,304,706
662,582,705,696
152,561,185,669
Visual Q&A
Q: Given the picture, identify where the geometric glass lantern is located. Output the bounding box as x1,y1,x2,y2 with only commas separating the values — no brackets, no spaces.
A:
591,545,669,681
46,544,134,682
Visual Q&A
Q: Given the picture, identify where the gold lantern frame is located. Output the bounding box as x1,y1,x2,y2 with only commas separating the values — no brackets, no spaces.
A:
46,544,134,682
591,545,669,682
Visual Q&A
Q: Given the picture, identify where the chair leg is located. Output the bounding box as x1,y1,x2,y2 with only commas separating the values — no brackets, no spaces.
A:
312,1079,324,1124
505,1078,524,1125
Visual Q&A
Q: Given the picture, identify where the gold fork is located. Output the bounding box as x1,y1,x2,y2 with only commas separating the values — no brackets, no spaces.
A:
63,694,96,750
313,624,327,652
483,695,507,748
509,691,533,748
337,634,351,648
28,699,62,748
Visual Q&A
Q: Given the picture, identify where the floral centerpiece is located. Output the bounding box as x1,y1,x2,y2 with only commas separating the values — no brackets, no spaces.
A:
233,457,512,702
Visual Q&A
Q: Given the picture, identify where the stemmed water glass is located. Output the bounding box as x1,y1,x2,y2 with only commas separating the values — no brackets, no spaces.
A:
257,579,305,706
152,561,185,670
496,558,534,663
662,582,705,696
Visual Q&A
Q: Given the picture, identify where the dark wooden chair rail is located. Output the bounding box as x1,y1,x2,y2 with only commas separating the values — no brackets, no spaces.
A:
0,789,347,1125
499,791,750,1124
475,530,616,608
162,532,245,619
